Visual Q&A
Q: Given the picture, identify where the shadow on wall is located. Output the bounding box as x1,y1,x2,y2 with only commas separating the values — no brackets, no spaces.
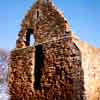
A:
34,44,44,90
72,43,85,100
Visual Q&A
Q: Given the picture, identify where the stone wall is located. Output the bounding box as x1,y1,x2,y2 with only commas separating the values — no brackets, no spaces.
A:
8,47,35,100
73,37,100,100
16,1,70,48
9,38,85,100
8,0,100,100
9,37,100,100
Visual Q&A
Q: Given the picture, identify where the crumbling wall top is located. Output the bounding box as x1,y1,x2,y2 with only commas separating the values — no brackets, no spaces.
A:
16,0,71,48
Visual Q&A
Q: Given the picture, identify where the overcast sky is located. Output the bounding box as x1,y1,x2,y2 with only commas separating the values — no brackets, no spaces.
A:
0,0,100,50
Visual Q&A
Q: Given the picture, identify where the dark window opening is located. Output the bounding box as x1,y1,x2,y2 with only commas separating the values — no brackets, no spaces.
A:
34,44,44,90
37,10,39,18
26,29,35,46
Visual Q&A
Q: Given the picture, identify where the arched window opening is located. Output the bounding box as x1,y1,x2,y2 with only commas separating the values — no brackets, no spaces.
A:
26,29,35,46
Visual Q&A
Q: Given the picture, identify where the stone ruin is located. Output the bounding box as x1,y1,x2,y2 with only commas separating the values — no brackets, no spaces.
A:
8,0,100,100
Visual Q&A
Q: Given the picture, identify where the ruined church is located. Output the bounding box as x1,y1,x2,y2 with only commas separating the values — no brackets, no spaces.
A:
8,0,100,100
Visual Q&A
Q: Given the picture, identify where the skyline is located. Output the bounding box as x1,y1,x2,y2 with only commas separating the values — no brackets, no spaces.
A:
0,0,100,50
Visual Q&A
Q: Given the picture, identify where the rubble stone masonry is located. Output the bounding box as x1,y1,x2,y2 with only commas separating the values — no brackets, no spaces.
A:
8,0,100,100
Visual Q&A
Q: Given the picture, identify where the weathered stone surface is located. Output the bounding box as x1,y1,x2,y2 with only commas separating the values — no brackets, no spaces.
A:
73,37,100,100
8,47,35,99
16,0,71,48
8,0,100,100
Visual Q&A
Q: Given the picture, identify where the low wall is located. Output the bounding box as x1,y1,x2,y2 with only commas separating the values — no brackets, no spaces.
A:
8,47,35,100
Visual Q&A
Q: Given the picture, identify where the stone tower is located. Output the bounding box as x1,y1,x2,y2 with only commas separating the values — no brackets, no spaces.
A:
8,0,100,100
